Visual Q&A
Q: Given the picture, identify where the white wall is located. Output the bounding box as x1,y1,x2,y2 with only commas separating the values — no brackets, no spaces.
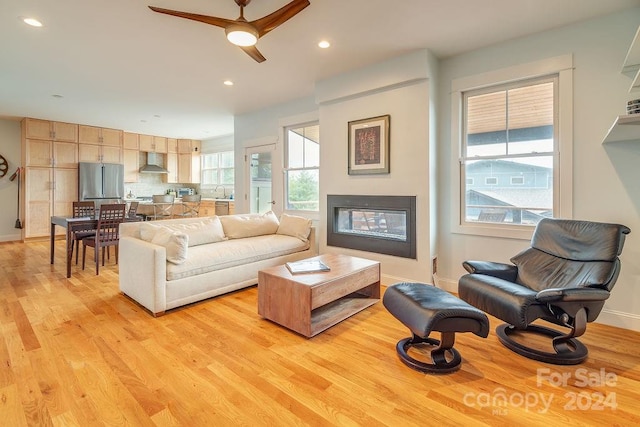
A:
0,118,22,242
234,97,318,214
437,9,640,330
317,50,438,285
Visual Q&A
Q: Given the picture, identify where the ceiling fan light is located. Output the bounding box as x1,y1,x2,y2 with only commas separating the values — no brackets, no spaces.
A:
225,24,258,47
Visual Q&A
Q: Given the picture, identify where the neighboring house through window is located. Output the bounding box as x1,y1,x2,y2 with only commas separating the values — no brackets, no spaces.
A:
451,55,573,239
284,122,319,212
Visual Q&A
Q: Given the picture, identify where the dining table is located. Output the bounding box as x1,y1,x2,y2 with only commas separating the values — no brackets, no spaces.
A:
50,213,141,278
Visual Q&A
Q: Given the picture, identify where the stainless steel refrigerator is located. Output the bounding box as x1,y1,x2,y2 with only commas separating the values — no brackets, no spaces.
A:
78,162,124,206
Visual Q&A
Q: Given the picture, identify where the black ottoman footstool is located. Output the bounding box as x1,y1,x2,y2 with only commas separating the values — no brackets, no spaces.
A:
383,282,490,373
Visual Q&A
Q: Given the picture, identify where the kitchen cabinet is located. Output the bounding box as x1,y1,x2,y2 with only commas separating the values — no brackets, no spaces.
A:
165,152,179,183
79,125,122,146
24,139,77,168
78,125,122,163
167,138,178,153
24,167,77,238
23,118,78,142
22,118,78,168
123,132,139,150
164,138,179,183
123,149,139,182
78,143,122,163
139,134,168,153
198,200,235,217
177,139,201,183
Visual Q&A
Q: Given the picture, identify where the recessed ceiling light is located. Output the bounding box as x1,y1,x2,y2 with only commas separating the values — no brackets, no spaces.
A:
22,17,43,27
318,40,331,49
223,80,234,86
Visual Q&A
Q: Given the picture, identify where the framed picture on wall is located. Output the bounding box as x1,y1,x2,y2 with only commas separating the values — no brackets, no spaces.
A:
348,114,390,175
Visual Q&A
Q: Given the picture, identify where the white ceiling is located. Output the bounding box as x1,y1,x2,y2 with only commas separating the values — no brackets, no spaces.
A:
2,0,639,140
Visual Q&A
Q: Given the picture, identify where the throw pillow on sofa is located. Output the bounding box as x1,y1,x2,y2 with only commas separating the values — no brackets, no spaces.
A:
276,213,312,242
140,224,188,264
220,211,279,239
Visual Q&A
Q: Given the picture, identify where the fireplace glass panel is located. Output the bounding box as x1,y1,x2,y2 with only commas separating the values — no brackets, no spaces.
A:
336,208,407,241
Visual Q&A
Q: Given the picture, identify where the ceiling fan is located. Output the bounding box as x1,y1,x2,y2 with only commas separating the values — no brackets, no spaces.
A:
148,0,311,63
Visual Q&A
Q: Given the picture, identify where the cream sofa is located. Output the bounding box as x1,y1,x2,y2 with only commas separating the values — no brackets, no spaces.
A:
118,212,316,315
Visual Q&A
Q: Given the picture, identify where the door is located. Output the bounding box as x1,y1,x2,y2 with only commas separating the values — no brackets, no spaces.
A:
245,145,274,214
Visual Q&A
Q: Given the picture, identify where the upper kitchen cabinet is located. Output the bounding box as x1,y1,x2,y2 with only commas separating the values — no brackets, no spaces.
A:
139,134,168,153
79,125,122,146
78,125,123,163
24,139,78,168
123,149,139,183
167,138,178,153
23,118,78,142
123,132,139,150
22,119,78,168
177,139,201,183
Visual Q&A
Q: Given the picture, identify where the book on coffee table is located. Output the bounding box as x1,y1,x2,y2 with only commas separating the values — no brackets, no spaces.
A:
285,259,331,274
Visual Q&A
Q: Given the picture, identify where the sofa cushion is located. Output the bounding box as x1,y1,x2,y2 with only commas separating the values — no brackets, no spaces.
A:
144,226,189,264
219,211,279,239
277,213,312,242
162,217,226,247
165,234,309,281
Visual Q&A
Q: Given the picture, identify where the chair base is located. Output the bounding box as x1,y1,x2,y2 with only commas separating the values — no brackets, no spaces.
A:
496,324,588,365
396,334,462,374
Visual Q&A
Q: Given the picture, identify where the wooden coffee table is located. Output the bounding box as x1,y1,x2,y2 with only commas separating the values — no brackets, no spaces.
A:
258,253,380,337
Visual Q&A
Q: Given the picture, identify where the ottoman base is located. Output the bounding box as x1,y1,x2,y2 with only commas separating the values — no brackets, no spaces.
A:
383,282,490,374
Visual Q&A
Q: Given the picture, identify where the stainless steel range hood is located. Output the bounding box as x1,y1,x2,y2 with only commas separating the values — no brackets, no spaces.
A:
139,152,168,174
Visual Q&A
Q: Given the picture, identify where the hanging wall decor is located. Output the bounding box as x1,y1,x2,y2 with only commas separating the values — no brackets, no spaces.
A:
347,115,390,175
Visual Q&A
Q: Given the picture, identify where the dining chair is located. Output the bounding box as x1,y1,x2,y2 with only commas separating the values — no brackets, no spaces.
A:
175,194,202,218
82,203,126,275
71,201,96,264
127,201,145,221
151,194,175,220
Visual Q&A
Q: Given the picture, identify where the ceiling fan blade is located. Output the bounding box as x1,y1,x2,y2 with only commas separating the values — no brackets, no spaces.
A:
148,6,234,28
240,45,266,63
251,0,310,37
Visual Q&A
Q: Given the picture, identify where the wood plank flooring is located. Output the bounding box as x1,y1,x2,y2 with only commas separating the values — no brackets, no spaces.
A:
1,240,639,426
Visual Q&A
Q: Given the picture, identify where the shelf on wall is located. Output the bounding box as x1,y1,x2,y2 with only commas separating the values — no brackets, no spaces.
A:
602,114,640,144
622,26,640,92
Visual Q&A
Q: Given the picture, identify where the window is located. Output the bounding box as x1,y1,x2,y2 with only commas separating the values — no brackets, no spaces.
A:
463,77,556,226
201,151,234,187
485,177,498,185
451,55,573,238
284,123,319,211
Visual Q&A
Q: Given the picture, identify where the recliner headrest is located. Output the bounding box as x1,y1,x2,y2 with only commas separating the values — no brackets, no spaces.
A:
531,218,630,262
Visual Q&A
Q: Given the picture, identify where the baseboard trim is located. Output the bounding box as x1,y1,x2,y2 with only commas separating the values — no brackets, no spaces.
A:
596,308,640,332
436,277,640,332
0,233,22,242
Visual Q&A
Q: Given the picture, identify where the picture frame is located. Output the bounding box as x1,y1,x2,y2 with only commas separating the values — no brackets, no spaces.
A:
348,114,390,175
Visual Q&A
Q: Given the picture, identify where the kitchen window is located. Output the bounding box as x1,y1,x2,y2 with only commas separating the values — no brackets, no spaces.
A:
201,151,234,187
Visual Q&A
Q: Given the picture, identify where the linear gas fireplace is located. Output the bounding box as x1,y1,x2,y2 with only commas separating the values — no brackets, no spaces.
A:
327,195,416,259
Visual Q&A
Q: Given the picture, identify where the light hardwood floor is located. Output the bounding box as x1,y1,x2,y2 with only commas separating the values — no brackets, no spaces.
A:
1,240,639,426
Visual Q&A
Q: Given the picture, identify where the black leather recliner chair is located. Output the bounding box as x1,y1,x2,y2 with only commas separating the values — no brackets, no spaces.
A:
458,218,630,365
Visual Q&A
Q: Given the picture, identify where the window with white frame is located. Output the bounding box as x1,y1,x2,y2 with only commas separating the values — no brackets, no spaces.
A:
452,55,573,239
284,123,319,211
201,151,234,188
463,76,557,226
